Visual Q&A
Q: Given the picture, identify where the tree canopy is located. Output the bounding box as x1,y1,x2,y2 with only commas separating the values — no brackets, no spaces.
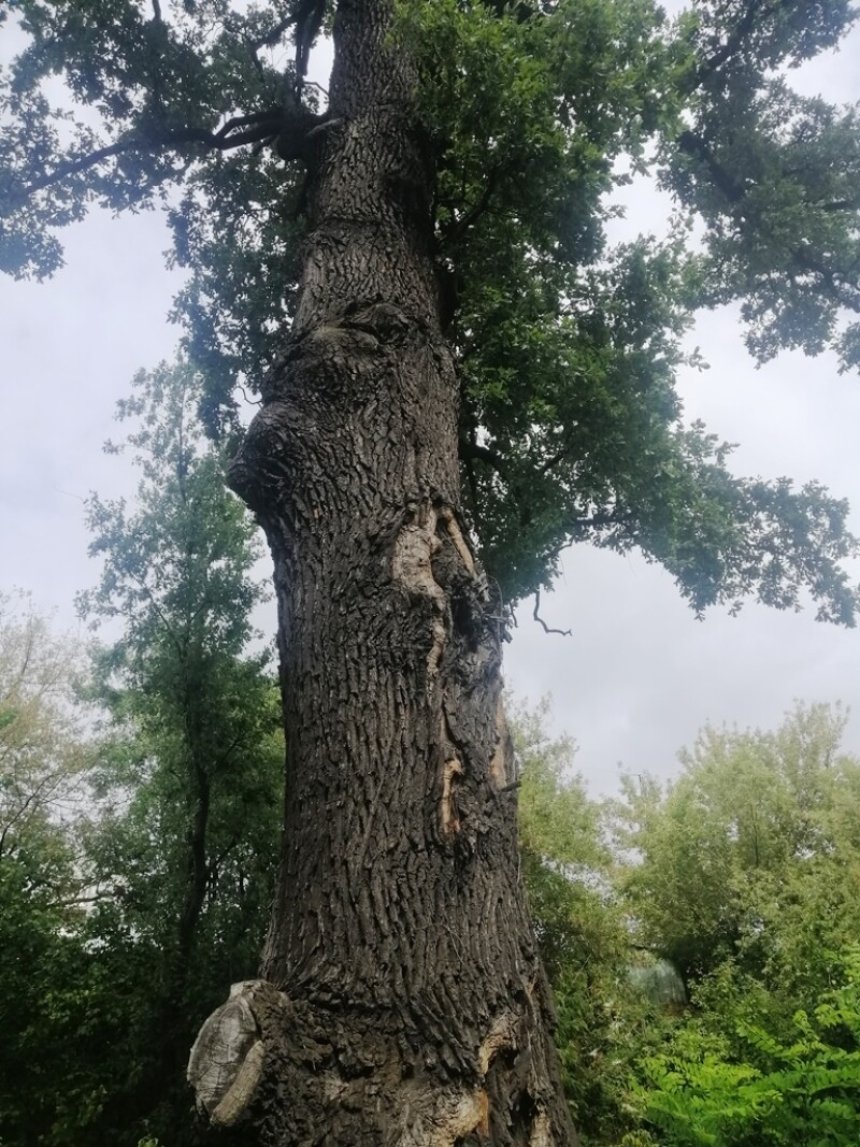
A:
2,0,860,622
613,702,860,988
611,703,860,1147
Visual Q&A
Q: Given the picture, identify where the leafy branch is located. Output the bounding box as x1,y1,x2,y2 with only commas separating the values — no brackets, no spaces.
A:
5,109,293,203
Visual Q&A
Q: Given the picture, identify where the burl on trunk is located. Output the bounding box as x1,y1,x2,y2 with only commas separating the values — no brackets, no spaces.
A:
189,1,577,1142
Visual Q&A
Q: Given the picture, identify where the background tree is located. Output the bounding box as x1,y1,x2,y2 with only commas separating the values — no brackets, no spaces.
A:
0,364,284,1146
0,591,91,865
609,705,860,1147
3,0,860,1141
515,700,654,1145
0,594,104,1147
76,359,284,1140
613,703,860,989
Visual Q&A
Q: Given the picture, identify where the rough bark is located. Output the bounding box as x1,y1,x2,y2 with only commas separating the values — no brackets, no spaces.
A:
192,1,578,1142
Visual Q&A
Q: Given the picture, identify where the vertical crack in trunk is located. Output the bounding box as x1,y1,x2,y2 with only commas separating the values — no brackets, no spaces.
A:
392,503,449,683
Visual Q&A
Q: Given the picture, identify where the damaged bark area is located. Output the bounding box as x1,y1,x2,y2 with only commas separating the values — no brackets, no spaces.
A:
188,981,275,1127
205,0,578,1142
189,983,566,1144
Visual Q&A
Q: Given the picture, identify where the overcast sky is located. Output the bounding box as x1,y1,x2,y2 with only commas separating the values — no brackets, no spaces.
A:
2,6,859,794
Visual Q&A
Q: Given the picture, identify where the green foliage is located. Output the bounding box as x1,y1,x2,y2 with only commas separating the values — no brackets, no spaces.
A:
0,857,103,1146
663,1,860,371
0,602,120,1146
613,703,860,988
1,0,291,267
515,698,606,874
2,0,859,618
636,949,860,1147
73,359,283,1143
0,592,94,866
167,153,306,439
510,700,860,1145
608,702,860,1145
515,699,652,1144
0,366,283,1146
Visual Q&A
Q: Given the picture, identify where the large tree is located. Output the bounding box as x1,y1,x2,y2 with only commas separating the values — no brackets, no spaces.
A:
2,1,860,1141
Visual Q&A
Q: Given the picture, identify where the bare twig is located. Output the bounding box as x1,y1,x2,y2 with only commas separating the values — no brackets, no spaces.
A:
237,384,263,406
532,588,572,637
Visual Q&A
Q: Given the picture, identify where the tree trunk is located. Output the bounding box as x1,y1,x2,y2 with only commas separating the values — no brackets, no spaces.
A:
192,1,577,1142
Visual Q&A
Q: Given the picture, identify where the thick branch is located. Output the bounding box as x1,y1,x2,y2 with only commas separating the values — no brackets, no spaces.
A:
789,249,860,314
45,892,113,910
7,109,289,202
677,130,745,204
248,12,296,51
537,447,572,476
294,0,326,95
690,0,765,88
819,198,860,212
687,0,800,93
458,438,508,476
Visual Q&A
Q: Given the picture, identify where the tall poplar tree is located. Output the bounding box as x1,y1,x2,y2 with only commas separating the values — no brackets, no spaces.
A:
2,2,860,1141
78,361,283,1136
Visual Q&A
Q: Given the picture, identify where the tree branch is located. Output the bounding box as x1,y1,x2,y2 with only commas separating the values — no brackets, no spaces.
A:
686,0,801,94
248,12,296,52
44,892,113,910
818,198,860,213
7,110,287,202
537,447,571,476
677,130,745,204
691,0,765,88
458,438,508,476
532,589,572,637
444,167,500,242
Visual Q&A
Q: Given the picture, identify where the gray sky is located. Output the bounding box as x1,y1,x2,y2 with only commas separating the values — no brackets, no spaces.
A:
2,8,859,794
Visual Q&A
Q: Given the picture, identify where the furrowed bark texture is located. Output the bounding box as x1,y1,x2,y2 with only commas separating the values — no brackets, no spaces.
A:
219,1,577,1142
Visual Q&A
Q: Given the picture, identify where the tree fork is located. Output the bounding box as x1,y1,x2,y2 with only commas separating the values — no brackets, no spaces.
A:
192,1,577,1142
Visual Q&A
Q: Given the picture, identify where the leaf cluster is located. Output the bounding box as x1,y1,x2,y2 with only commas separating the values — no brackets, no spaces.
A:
636,952,860,1147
